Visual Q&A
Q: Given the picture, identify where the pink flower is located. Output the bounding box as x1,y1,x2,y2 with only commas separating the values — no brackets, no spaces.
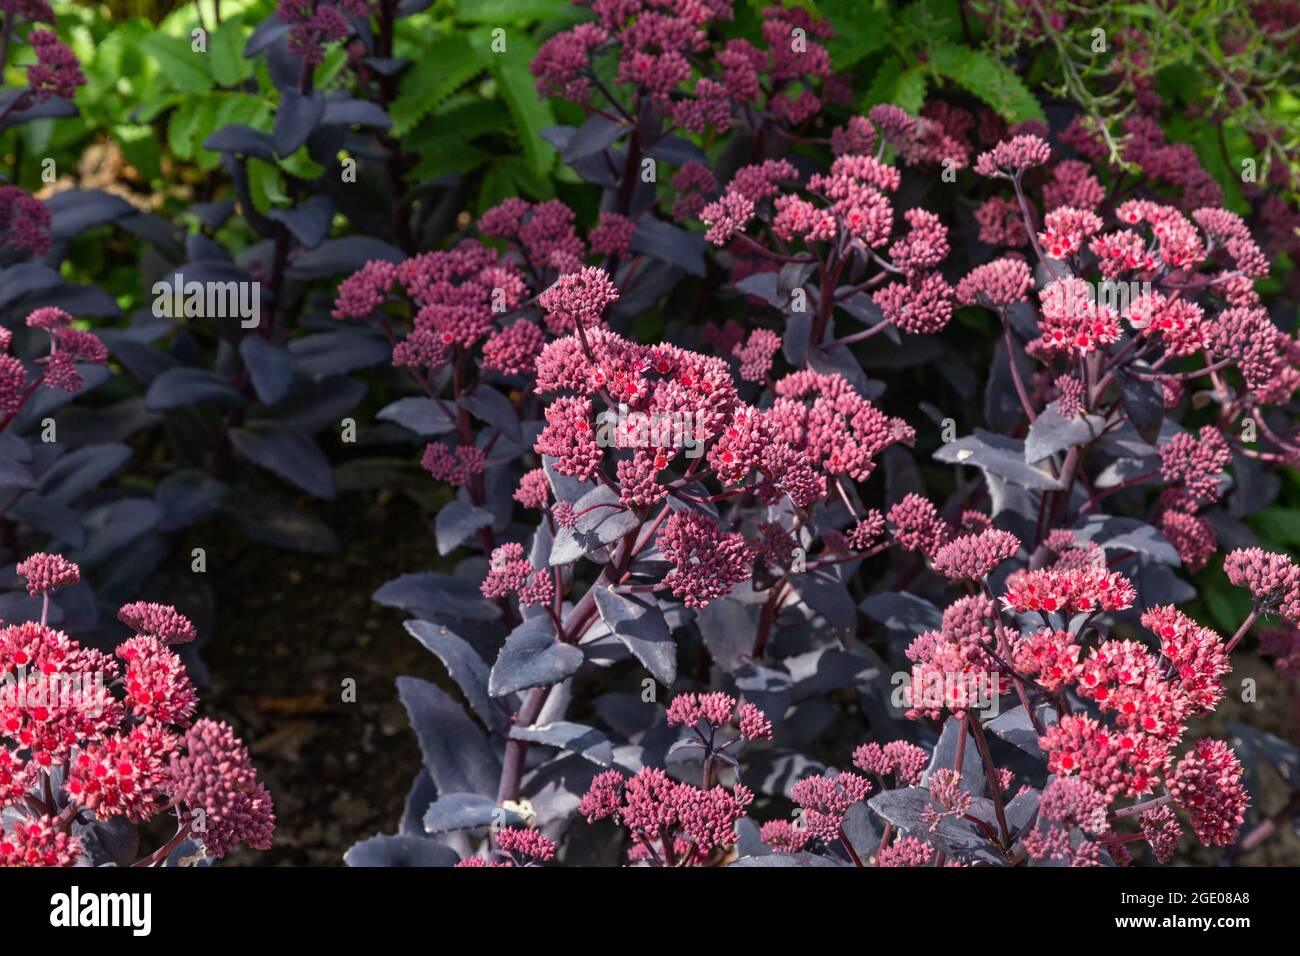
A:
117,601,197,645
1160,427,1230,507
1001,566,1137,615
1012,628,1083,690
732,328,779,383
26,30,84,101
67,723,174,823
168,719,276,859
482,319,546,376
538,267,619,333
1039,777,1108,834
332,260,396,318
0,187,51,257
876,272,954,335
877,835,934,867
974,134,1052,176
0,816,83,867
513,469,550,510
956,257,1033,308
932,528,1020,580
534,396,603,480
830,115,876,156
116,636,198,726
1039,206,1102,259
887,493,953,556
974,196,1029,247
421,442,487,486
495,827,556,863
1168,739,1247,847
1223,548,1300,624
531,22,607,101
1044,160,1104,211
15,552,79,596
26,307,73,330
481,543,531,600
760,819,810,854
853,740,927,787
1055,374,1086,418
890,209,949,275
588,212,636,257
790,772,871,841
737,702,773,741
1161,509,1216,574
1036,277,1122,355
656,511,751,609
700,191,754,245
1140,804,1181,863
922,768,971,829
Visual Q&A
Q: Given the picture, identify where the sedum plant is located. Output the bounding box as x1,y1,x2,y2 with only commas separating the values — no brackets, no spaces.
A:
339,0,1299,869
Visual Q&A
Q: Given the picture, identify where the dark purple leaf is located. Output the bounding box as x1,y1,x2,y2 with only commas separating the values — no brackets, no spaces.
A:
273,88,325,157
489,616,583,697
405,620,507,734
229,424,335,499
396,675,501,796
344,833,458,868
591,586,676,686
239,336,297,406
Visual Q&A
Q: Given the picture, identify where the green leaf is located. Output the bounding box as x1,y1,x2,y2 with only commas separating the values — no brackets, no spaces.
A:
456,0,582,21
248,158,290,215
500,155,556,201
279,147,326,180
929,43,1045,125
477,159,517,214
805,0,889,68
489,31,556,176
403,136,493,182
893,67,928,117
1253,507,1300,547
863,59,903,111
140,32,214,94
167,95,217,161
389,33,487,137
209,20,253,87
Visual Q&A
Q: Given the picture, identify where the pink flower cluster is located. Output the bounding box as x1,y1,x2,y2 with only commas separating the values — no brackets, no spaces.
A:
666,691,772,741
1,553,273,865
580,767,752,864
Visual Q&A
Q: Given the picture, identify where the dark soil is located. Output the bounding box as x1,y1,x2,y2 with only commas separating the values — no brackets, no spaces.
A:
197,491,446,866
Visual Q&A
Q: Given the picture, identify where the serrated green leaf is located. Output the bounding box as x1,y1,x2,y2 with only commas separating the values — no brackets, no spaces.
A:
134,94,184,123
819,0,889,69
403,137,493,182
929,43,1045,125
209,20,253,87
893,68,928,117
167,95,218,161
863,59,903,111
490,32,556,176
140,33,214,93
389,33,487,137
